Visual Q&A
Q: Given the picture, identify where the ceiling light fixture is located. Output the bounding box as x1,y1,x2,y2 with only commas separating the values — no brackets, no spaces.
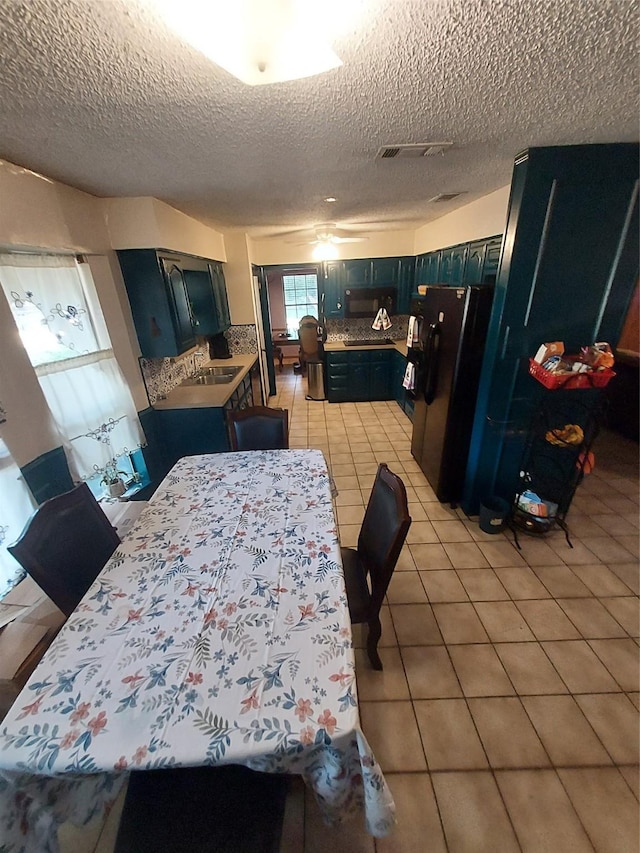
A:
312,241,339,261
154,0,343,86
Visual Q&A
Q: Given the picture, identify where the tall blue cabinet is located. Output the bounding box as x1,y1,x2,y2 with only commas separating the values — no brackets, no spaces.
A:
463,144,639,514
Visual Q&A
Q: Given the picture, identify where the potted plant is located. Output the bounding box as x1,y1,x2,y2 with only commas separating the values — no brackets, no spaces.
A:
101,462,128,498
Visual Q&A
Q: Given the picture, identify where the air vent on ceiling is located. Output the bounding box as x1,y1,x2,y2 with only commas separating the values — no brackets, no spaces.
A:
428,192,464,203
376,142,453,160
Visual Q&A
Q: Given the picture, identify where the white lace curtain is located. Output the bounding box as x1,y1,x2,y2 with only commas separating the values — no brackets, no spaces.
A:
0,254,145,482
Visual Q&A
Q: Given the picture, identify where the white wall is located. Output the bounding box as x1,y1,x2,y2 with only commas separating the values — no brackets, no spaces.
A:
104,198,227,261
222,231,255,325
413,187,510,254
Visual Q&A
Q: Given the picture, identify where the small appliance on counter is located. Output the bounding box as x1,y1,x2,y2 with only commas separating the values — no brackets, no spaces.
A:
208,332,232,359
344,287,396,318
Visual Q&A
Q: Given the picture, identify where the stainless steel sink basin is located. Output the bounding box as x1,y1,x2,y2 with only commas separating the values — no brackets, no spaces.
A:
181,365,242,386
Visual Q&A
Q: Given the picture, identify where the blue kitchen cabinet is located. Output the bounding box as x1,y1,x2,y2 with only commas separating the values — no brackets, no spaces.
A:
326,349,394,402
370,351,392,399
464,241,487,285
415,251,441,286
117,249,229,357
371,256,400,286
482,237,502,282
464,144,639,514
397,256,416,313
321,261,345,318
439,244,468,284
343,259,372,288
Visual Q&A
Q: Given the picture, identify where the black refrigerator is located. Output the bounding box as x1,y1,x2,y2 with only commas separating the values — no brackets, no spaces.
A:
409,286,494,504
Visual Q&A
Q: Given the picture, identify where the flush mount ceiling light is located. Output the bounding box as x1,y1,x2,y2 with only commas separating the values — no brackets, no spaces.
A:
154,0,344,86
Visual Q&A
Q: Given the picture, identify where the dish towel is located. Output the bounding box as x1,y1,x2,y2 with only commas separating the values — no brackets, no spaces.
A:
372,308,392,331
406,315,420,346
402,361,415,390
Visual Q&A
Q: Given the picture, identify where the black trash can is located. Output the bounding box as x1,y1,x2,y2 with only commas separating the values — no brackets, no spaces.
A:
479,497,510,533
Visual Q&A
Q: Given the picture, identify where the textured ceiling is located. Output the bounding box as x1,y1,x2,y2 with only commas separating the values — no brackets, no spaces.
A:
0,0,637,236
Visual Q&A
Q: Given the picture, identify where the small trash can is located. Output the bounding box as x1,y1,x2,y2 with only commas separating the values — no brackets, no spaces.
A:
479,497,510,533
306,359,325,401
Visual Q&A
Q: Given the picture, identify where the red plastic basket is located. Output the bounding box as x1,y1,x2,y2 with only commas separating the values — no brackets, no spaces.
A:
528,358,616,390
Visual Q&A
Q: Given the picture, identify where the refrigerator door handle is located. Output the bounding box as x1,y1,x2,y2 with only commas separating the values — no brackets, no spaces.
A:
424,323,442,405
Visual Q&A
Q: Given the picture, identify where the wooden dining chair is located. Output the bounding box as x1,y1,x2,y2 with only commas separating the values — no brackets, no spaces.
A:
226,405,289,451
7,482,120,617
340,463,411,670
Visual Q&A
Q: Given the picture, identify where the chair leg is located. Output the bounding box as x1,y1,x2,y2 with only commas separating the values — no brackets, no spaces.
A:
366,616,383,670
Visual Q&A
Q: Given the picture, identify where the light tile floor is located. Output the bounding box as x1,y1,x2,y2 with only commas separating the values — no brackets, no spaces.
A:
82,365,639,852
270,367,639,853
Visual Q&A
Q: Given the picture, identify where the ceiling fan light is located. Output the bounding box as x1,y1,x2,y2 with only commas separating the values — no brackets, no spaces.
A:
154,0,342,86
312,242,339,261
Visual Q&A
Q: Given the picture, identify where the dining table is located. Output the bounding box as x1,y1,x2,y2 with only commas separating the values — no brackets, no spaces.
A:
0,449,395,852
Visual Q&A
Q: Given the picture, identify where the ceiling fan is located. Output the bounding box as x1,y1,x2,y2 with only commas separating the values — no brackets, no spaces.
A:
279,223,369,246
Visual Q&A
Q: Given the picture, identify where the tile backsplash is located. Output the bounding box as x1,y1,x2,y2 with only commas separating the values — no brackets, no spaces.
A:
325,316,409,342
141,327,257,404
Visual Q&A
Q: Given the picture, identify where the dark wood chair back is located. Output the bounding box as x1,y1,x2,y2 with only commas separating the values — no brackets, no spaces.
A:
8,482,120,616
226,406,289,451
341,463,411,669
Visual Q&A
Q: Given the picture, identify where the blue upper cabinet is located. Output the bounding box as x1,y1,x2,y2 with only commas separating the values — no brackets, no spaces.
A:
464,241,487,284
321,261,345,318
440,244,468,284
343,259,372,288
117,249,229,357
371,256,400,286
397,256,415,313
415,251,441,285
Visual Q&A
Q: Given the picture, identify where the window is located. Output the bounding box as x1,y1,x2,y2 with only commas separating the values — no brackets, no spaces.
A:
282,271,318,335
0,254,145,485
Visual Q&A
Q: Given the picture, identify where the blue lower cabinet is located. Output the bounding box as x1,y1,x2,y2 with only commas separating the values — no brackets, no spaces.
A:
326,350,395,402
155,408,229,469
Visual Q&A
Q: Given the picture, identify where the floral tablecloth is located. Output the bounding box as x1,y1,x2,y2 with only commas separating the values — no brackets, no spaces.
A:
0,450,395,851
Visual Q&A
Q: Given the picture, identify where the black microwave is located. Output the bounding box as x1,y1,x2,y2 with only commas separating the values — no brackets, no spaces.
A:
344,287,396,318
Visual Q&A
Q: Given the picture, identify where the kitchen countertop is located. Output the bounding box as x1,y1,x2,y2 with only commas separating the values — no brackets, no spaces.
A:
153,353,258,410
324,340,408,357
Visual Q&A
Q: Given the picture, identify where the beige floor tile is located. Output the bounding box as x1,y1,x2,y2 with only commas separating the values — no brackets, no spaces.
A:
376,773,447,853
442,542,490,569
389,604,443,646
448,644,515,697
496,769,594,852
349,441,372,453
549,538,600,566
627,691,640,710
511,536,568,566
432,771,520,853
515,599,582,640
354,647,410,701
599,596,640,636
333,475,360,491
617,765,639,799
494,642,568,695
394,546,417,572
336,504,365,526
541,640,620,693
409,543,453,570
303,786,375,853
617,534,639,558
431,520,473,543
531,564,593,598
386,572,428,604
406,502,428,521
456,569,509,601
494,565,552,600
522,694,613,765
334,489,364,506
352,451,376,464
608,563,640,595
574,693,640,764
419,570,468,603
359,701,427,771
558,767,640,853
414,699,488,770
558,597,628,639
571,563,637,596
351,605,397,649
405,521,439,544
477,540,526,568
580,536,636,564
469,696,550,768
356,462,379,476
424,502,459,520
331,462,357,477
401,645,462,699
339,524,360,547
413,485,437,501
432,602,489,644
588,638,640,691
474,601,535,642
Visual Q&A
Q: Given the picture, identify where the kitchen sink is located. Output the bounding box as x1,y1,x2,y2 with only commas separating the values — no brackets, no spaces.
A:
181,365,242,386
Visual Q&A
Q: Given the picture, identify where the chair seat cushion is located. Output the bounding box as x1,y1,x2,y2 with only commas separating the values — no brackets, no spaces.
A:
340,547,371,624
